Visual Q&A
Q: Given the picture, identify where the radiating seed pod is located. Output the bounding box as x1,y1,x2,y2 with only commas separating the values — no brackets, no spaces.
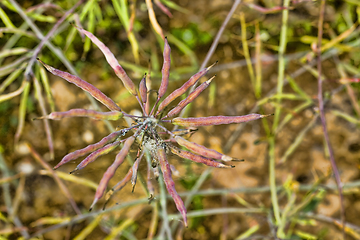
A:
131,155,143,192
54,130,125,169
156,61,217,115
158,37,171,100
37,109,123,121
170,146,233,168
70,141,121,174
74,27,138,96
164,76,214,119
172,114,271,127
89,136,135,210
174,136,233,161
146,159,155,198
37,59,121,112
139,74,147,104
157,147,187,227
104,167,133,209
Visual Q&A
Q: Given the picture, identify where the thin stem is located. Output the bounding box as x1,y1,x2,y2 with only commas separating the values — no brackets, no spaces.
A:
270,0,291,227
316,0,345,238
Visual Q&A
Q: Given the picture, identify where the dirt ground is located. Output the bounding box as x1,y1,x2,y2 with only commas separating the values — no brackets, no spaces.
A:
1,0,360,239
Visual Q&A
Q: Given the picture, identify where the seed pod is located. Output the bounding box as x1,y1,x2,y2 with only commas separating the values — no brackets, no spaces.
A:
70,141,121,174
37,109,123,121
146,158,155,198
172,114,271,127
157,147,187,227
74,27,137,96
156,61,217,115
89,136,135,210
170,146,233,168
158,37,170,100
54,130,125,169
164,76,215,119
104,166,133,209
174,136,233,161
37,59,121,112
139,74,147,104
131,155,143,192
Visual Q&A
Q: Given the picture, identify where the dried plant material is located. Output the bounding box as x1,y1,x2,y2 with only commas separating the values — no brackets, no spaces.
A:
41,26,269,226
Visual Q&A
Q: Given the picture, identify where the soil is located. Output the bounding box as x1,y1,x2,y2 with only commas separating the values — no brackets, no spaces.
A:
1,0,359,239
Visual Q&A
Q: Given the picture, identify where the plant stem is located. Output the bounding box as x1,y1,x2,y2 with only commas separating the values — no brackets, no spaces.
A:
316,0,346,238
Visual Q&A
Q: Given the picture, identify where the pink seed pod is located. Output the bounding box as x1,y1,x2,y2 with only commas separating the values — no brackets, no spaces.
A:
172,114,271,127
139,74,147,104
158,37,171,100
54,130,125,169
70,141,121,174
131,155,142,192
164,76,215,119
156,61,217,115
170,146,233,168
89,136,135,210
157,147,187,227
38,109,123,121
104,166,133,209
37,59,121,112
146,160,155,198
174,136,233,161
74,27,137,96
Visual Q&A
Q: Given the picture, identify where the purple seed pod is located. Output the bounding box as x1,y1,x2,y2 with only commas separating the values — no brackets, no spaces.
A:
38,109,123,121
54,130,125,169
89,136,135,210
158,37,171,100
170,146,233,168
156,61,217,115
70,140,122,174
74,27,138,96
139,74,147,104
172,114,271,127
164,76,215,119
174,136,233,161
157,146,187,227
37,59,121,112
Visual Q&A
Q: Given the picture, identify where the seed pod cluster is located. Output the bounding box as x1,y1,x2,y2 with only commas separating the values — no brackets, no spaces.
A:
38,26,271,227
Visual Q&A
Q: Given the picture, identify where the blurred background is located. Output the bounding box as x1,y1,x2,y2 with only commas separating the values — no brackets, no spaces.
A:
1,0,360,239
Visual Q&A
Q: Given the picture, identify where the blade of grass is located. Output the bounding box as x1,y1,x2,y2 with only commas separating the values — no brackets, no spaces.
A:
33,75,54,160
